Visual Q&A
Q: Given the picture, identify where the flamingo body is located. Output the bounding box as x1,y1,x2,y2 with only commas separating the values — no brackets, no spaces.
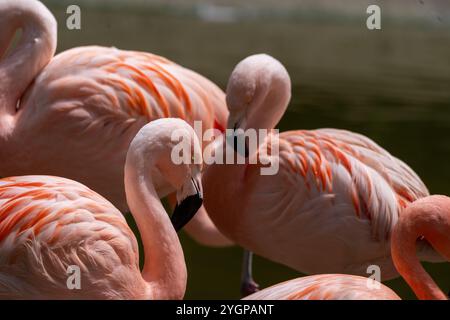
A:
243,274,400,300
206,128,436,279
0,176,145,299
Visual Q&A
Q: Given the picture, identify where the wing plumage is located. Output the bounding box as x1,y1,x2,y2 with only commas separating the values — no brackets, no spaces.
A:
277,129,429,241
243,274,400,300
0,176,143,299
22,46,227,128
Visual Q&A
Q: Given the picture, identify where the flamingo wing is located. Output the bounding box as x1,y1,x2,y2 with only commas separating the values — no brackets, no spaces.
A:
0,176,143,299
316,128,429,202
275,129,429,241
20,46,227,129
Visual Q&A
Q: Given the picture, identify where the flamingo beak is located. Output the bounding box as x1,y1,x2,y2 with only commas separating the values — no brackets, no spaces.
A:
226,112,249,158
171,176,203,232
228,122,249,158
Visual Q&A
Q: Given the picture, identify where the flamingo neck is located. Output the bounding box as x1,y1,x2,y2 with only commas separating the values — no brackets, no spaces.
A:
202,138,248,237
0,0,56,132
124,157,187,300
391,199,448,300
393,236,445,300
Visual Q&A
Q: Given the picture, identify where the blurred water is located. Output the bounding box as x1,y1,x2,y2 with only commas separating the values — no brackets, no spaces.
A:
42,1,449,299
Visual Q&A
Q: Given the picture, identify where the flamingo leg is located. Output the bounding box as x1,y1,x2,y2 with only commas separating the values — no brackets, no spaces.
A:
240,250,260,297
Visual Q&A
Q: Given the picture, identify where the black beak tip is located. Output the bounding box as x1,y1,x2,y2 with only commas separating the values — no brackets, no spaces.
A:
232,134,249,158
171,194,203,232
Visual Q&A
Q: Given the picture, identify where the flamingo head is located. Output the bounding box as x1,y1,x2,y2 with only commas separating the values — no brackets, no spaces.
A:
225,54,291,157
226,53,291,134
127,118,203,231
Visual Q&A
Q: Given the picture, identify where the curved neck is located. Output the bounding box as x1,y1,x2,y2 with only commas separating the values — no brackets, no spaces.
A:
0,0,56,131
392,202,448,300
124,156,187,300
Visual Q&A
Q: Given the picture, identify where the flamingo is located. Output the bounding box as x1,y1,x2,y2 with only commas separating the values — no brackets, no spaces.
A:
0,118,203,299
202,54,444,293
245,195,450,300
0,0,230,247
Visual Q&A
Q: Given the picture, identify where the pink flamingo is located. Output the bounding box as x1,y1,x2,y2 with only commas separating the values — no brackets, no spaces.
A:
244,195,450,300
0,118,203,299
202,54,444,293
0,0,230,247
